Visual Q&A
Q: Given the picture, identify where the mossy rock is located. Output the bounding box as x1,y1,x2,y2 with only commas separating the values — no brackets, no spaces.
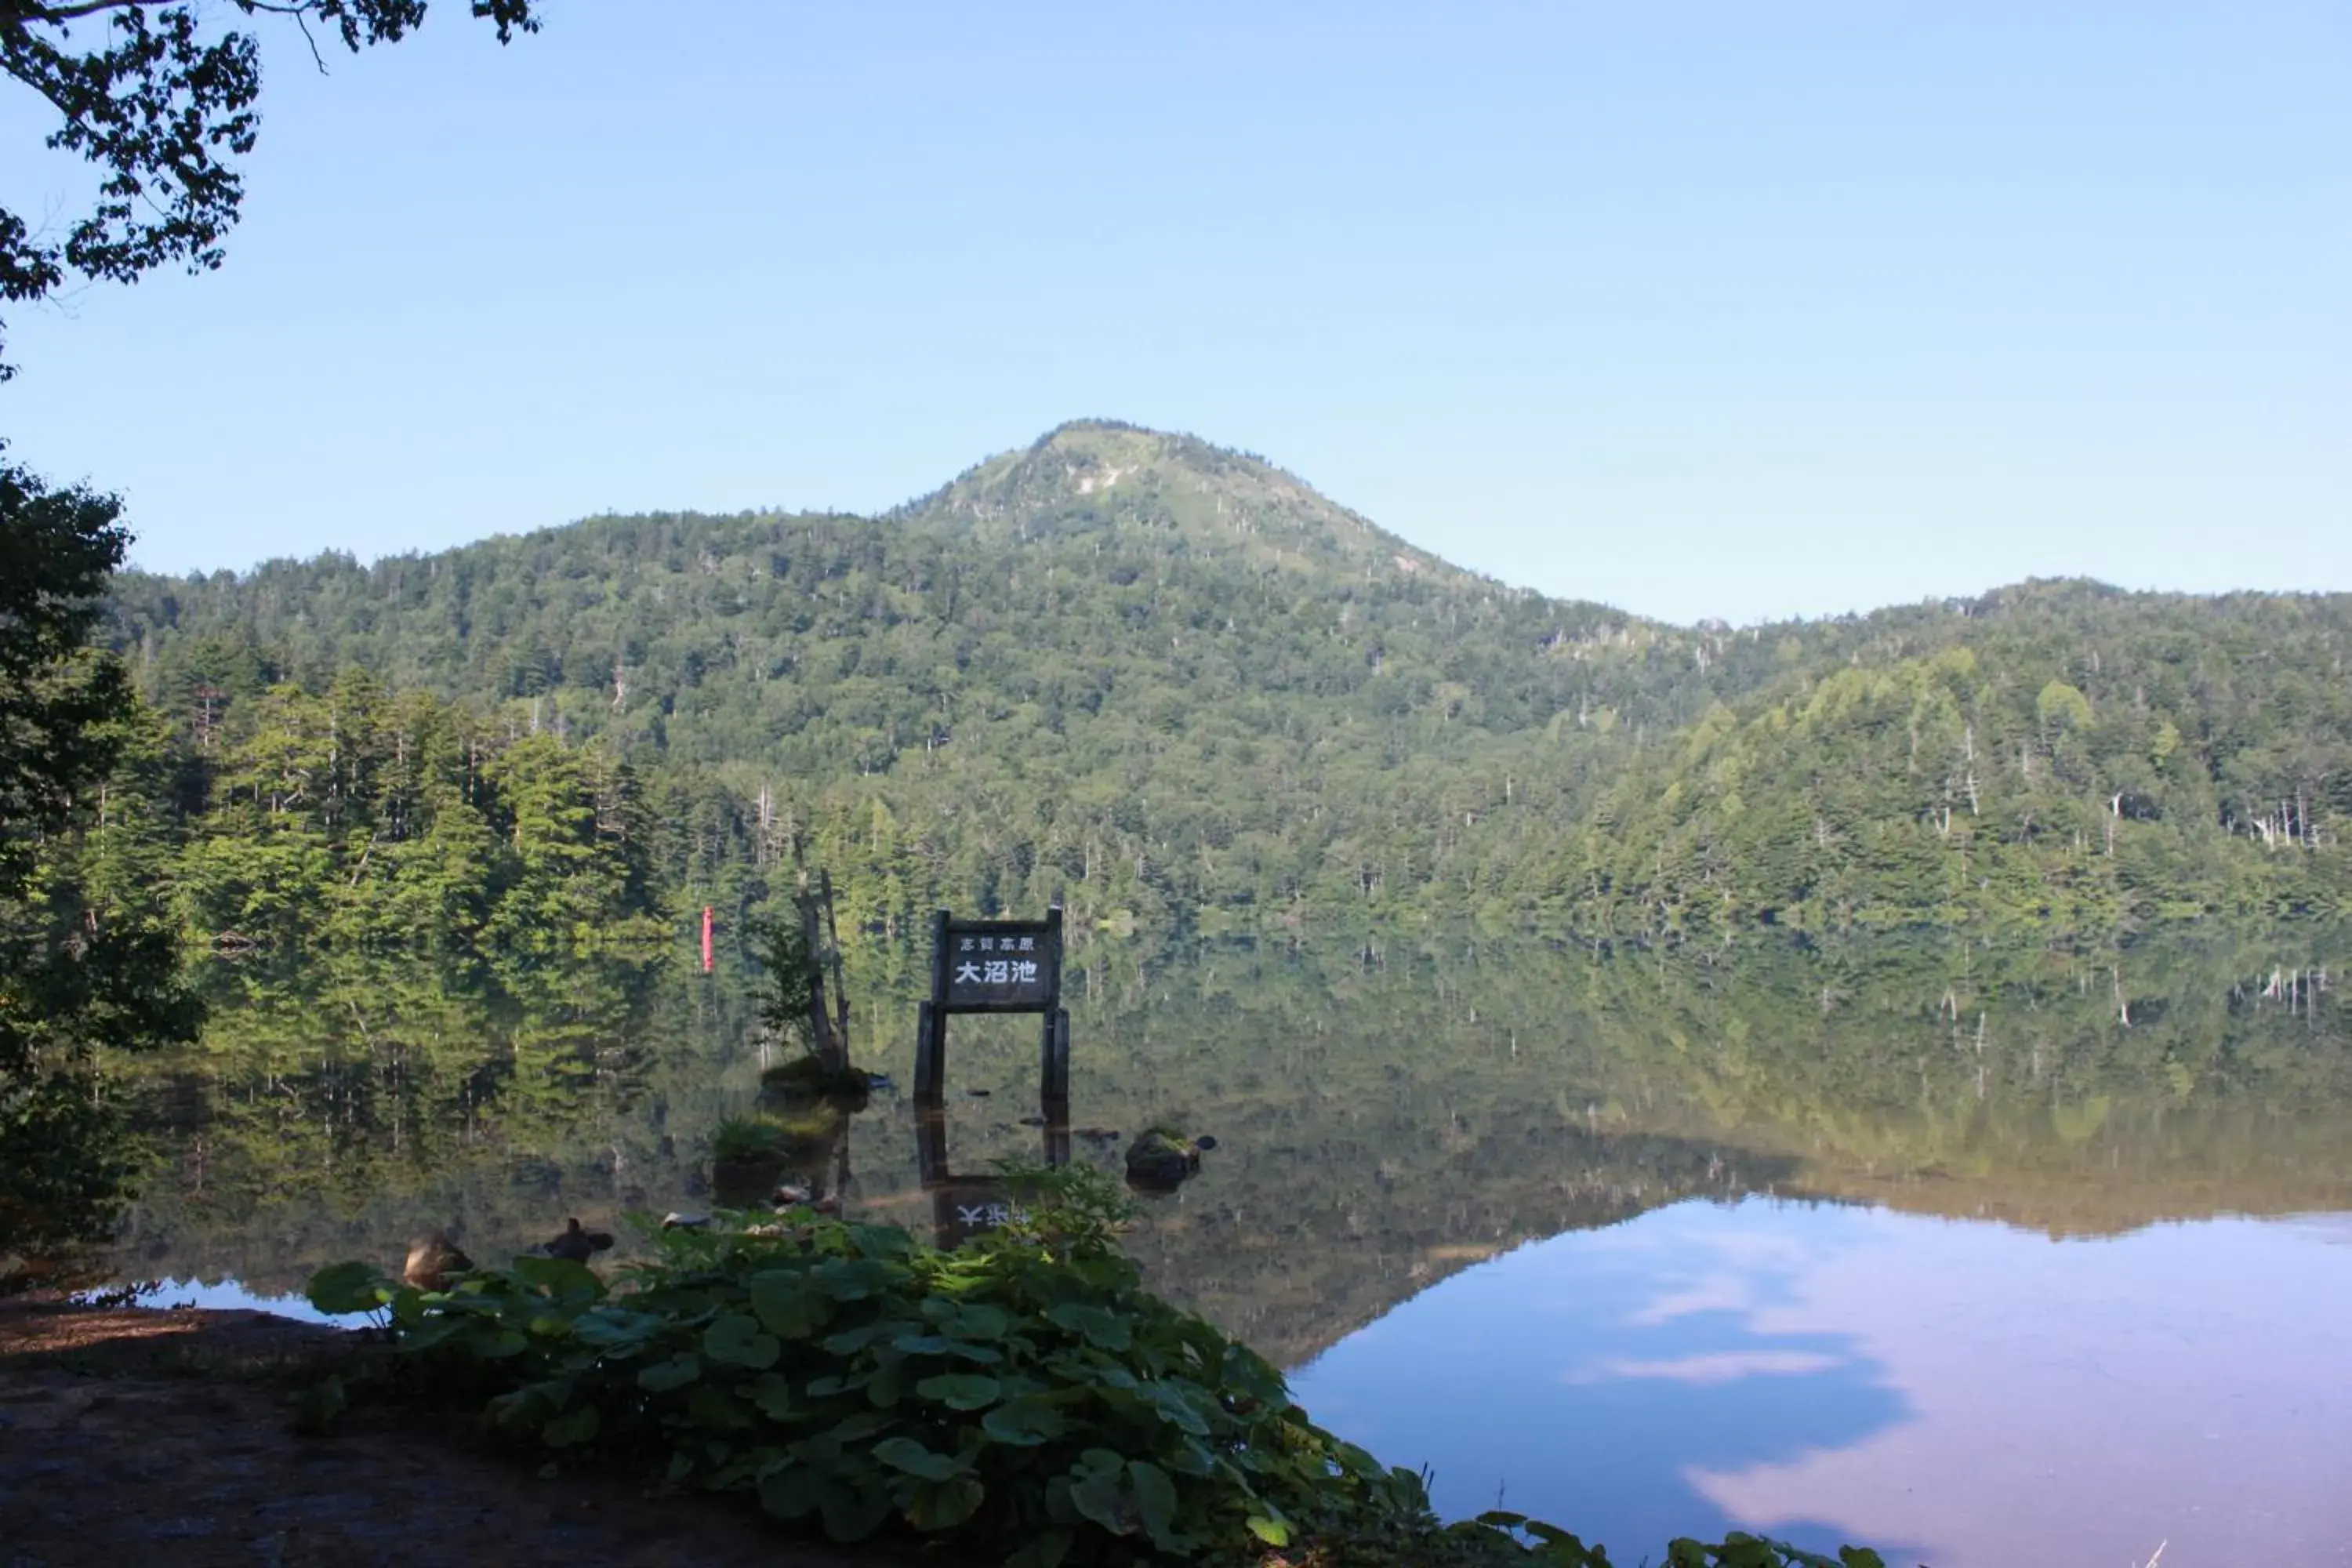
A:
711,1152,786,1207
1124,1129,1202,1192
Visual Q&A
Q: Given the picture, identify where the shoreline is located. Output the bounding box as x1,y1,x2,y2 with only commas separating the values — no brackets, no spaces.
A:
0,1298,904,1567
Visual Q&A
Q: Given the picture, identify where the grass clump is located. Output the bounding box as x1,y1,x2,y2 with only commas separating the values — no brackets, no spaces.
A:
305,1167,1882,1568
710,1116,787,1163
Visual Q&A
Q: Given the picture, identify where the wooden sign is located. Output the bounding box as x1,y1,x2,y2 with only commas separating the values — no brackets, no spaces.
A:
938,916,1062,1012
914,905,1069,1105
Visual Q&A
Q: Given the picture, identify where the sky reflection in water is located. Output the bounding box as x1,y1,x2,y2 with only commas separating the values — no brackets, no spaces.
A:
1289,1197,2352,1568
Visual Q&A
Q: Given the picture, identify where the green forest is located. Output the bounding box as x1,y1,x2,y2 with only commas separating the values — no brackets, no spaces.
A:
92,420,2352,951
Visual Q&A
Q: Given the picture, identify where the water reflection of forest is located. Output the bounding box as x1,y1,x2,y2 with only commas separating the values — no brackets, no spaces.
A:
111,929,2351,1367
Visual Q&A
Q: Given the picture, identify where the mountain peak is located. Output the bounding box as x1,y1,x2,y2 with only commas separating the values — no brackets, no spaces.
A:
895,420,1461,585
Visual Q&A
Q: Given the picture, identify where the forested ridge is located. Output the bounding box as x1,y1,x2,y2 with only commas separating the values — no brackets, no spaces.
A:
97,420,2352,945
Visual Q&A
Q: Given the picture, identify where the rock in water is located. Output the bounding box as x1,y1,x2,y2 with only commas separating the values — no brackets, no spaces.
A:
403,1229,472,1291
543,1216,615,1262
1124,1130,1201,1192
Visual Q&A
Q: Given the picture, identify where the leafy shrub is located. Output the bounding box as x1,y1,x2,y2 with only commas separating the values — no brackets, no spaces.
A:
308,1169,1881,1568
710,1116,787,1163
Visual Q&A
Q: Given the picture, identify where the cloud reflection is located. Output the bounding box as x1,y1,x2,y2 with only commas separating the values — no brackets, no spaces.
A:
1290,1197,2352,1567
1572,1350,1846,1386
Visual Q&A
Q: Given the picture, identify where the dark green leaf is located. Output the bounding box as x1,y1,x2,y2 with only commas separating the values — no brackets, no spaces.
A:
875,1435,967,1483
1004,1529,1074,1568
982,1396,1069,1446
750,1373,798,1422
915,1372,1000,1410
543,1404,601,1446
904,1474,986,1531
759,1463,822,1520
512,1254,604,1299
637,1352,701,1392
1128,1460,1179,1551
305,1261,392,1316
1066,1450,1131,1535
688,1382,750,1431
748,1271,830,1338
704,1312,781,1369
1046,1301,1133,1350
1247,1512,1292,1547
819,1480,893,1543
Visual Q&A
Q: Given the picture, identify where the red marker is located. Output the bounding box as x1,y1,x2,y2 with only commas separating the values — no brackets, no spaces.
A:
701,906,714,974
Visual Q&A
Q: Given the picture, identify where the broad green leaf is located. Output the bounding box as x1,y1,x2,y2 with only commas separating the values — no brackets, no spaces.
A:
1004,1529,1074,1568
949,1302,1011,1340
543,1404,601,1447
1247,1513,1293,1547
819,1479,893,1543
1046,1301,1133,1350
829,1410,888,1444
305,1261,392,1316
397,1316,464,1352
943,1339,1005,1364
1526,1519,1595,1552
1128,1460,1179,1551
747,1271,830,1338
848,1225,914,1260
750,1373,799,1421
569,1307,666,1349
688,1382,750,1431
512,1254,604,1299
759,1463,822,1520
982,1396,1069,1446
820,1321,895,1356
703,1312,781,1369
637,1351,701,1392
812,1258,895,1301
873,1436,964,1483
1066,1451,1131,1535
904,1475,985,1531
1138,1381,1210,1436
915,1372,1000,1410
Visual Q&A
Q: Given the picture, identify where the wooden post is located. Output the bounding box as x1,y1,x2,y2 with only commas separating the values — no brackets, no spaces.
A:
913,1001,941,1101
1040,1105,1071,1169
1040,1007,1069,1108
914,908,950,1105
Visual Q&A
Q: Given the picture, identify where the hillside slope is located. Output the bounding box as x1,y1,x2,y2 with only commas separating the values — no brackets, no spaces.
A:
100,426,2352,937
103,423,1739,935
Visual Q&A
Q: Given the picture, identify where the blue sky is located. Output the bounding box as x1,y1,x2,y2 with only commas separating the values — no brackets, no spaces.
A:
3,2,2343,624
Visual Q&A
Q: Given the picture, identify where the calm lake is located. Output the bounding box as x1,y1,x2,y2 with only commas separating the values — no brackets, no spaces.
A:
109,929,2352,1566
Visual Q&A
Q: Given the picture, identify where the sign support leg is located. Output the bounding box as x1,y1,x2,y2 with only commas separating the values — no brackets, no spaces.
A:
914,1001,943,1105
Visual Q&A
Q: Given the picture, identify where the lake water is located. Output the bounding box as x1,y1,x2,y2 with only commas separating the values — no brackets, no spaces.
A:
104,930,2352,1566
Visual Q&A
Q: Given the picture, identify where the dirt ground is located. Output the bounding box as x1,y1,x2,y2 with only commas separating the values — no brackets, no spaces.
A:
0,1298,911,1568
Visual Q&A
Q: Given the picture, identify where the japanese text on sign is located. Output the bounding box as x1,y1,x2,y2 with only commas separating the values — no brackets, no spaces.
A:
940,924,1058,1011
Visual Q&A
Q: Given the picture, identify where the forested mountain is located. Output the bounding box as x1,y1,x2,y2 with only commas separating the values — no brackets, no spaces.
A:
98,421,2352,942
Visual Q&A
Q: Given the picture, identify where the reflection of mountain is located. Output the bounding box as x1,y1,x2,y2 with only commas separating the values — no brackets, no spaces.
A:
111,930,2351,1370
